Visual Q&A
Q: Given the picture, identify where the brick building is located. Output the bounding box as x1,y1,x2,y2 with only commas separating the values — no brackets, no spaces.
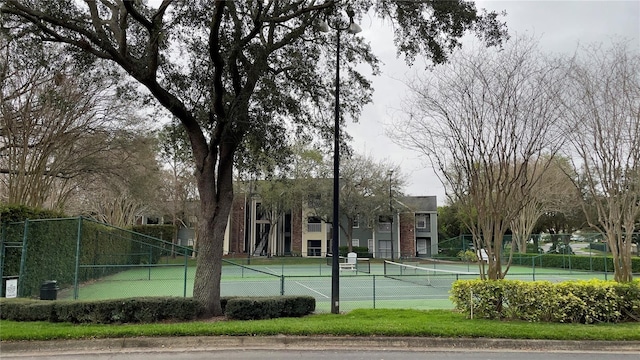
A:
208,192,438,259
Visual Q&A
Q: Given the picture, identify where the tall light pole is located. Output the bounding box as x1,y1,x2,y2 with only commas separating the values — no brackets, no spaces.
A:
388,170,394,261
318,7,361,315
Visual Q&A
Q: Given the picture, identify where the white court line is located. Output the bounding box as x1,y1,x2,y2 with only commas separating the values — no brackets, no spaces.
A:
263,267,280,275
295,281,330,298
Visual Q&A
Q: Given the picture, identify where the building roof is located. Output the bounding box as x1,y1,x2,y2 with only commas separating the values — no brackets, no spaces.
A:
396,196,437,213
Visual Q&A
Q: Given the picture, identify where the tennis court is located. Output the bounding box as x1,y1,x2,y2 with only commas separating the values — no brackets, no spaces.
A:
57,257,617,313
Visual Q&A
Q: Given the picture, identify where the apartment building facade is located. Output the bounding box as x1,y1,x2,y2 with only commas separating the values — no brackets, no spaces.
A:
207,193,438,259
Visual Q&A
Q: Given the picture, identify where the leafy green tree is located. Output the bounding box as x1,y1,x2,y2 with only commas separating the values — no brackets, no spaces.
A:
437,204,465,241
2,0,507,316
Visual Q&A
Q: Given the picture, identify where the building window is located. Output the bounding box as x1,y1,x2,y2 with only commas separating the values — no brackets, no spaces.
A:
353,215,360,228
416,214,431,232
307,240,322,257
378,240,391,258
352,239,359,247
378,215,391,233
307,216,322,232
307,194,321,208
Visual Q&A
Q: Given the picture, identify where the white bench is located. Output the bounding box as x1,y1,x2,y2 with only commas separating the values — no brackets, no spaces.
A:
339,263,356,271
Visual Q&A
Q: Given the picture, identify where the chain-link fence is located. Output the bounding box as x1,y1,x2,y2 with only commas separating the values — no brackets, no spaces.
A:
3,219,637,313
1,217,190,300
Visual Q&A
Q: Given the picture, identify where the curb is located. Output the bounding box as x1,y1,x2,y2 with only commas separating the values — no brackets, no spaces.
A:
3,336,640,354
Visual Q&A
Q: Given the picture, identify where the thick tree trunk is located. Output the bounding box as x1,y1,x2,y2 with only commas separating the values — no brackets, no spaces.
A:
610,233,634,283
192,145,235,317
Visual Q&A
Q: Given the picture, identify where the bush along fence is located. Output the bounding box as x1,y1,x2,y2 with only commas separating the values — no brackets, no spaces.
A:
508,253,640,276
438,233,640,276
0,295,316,323
450,279,640,323
0,217,184,299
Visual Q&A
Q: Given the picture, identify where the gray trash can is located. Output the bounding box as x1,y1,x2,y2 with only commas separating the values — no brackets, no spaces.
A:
40,280,59,300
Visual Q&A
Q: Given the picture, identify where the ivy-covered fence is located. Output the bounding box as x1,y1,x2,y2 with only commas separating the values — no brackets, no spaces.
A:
1,217,182,299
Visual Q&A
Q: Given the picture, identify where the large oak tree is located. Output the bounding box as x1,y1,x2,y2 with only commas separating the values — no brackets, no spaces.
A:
2,0,507,316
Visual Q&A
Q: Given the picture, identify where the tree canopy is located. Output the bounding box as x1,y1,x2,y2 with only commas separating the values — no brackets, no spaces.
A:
1,0,508,316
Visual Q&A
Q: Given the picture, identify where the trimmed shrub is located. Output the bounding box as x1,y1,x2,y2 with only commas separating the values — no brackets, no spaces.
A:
0,298,56,322
451,279,640,323
0,205,64,223
224,296,316,320
339,246,372,258
279,296,316,317
0,297,205,324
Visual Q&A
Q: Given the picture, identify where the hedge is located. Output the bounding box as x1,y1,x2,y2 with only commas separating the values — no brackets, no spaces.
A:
509,253,640,273
1,219,136,297
1,206,178,299
339,246,372,258
0,295,316,323
451,279,640,323
0,297,205,323
224,296,316,320
0,204,64,223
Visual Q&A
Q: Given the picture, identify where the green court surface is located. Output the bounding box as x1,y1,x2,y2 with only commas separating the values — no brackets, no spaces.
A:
57,259,617,313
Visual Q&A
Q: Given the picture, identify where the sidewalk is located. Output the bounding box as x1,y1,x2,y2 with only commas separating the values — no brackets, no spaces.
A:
3,336,640,355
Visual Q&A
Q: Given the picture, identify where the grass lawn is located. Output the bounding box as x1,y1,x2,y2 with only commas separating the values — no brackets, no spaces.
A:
1,309,639,342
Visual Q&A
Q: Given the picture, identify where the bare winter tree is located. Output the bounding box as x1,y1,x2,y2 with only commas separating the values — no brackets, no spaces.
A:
0,36,150,210
564,42,640,283
156,120,197,256
70,131,162,227
391,38,566,279
308,153,405,254
509,156,578,255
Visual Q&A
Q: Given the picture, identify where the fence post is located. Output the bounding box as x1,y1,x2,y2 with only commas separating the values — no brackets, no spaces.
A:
532,256,536,281
0,224,4,297
372,275,376,309
280,275,285,296
183,252,188,297
73,217,83,300
148,247,152,280
603,243,608,281
18,220,29,298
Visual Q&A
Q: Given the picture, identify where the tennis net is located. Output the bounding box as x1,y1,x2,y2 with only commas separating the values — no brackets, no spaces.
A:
383,260,478,288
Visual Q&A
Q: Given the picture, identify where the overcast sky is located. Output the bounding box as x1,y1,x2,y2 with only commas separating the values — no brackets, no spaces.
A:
348,0,640,205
